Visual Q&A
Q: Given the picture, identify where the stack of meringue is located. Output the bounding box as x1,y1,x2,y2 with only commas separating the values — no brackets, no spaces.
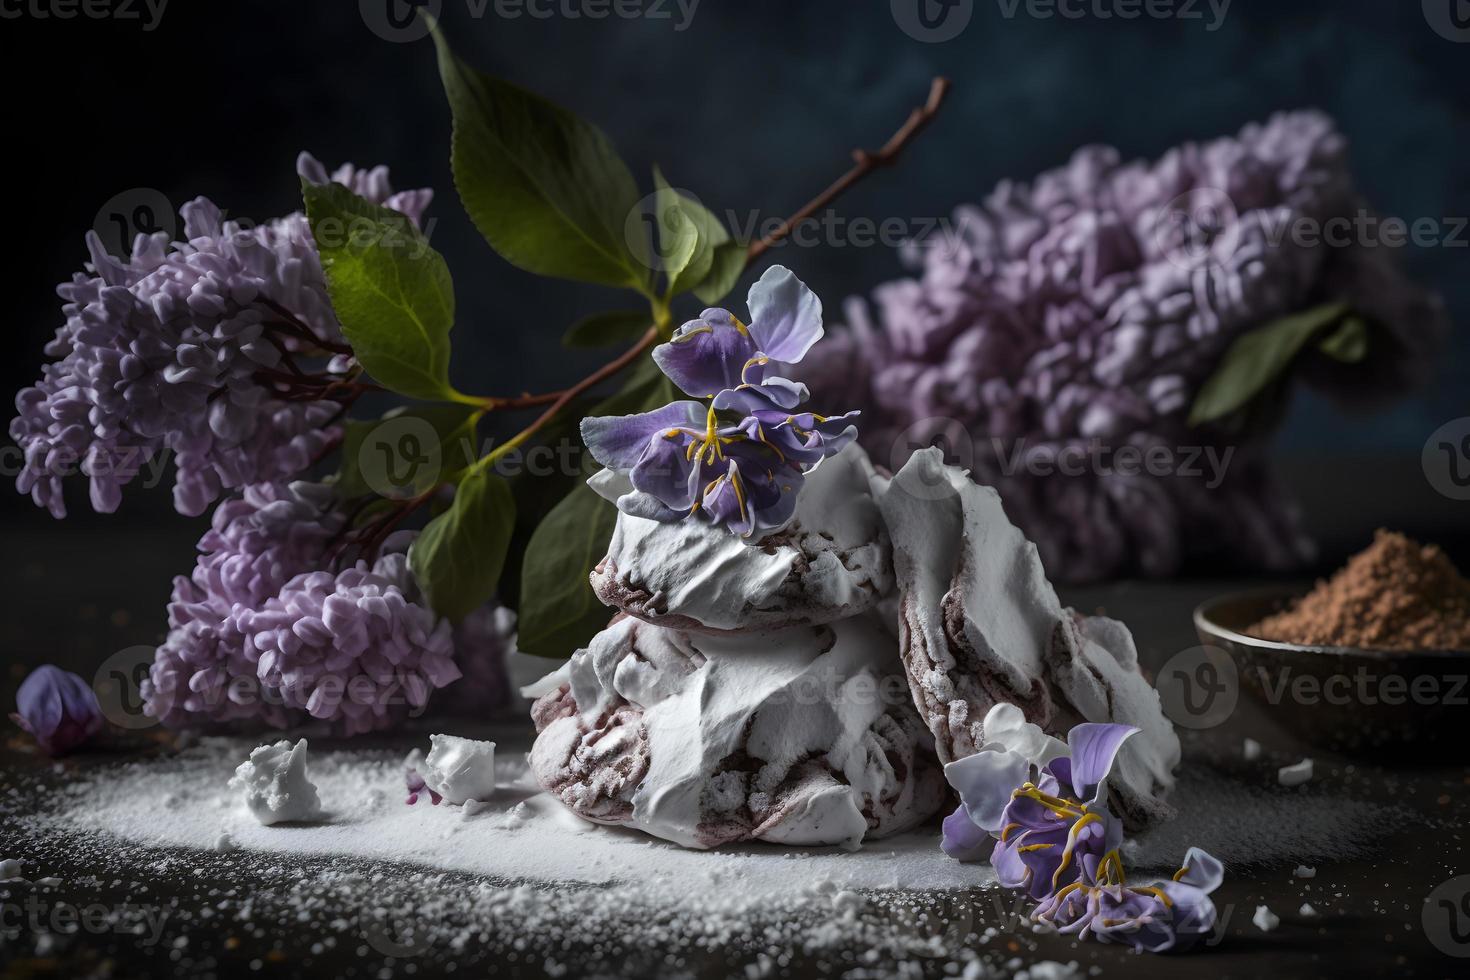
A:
526,444,1182,850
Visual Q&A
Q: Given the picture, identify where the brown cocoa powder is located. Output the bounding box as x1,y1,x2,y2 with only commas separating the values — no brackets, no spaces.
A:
1249,530,1470,651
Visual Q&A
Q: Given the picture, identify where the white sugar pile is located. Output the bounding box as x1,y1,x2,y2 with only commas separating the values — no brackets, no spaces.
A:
40,737,980,896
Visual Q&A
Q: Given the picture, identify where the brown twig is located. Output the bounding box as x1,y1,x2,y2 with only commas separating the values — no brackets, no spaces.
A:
747,76,952,263
502,77,953,437
259,298,356,356
321,77,953,543
514,327,659,445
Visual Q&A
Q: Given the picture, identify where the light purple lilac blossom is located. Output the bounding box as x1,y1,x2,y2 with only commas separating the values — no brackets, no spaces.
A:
811,111,1447,582
10,153,430,518
582,266,858,538
143,489,513,734
942,703,1223,953
10,665,105,756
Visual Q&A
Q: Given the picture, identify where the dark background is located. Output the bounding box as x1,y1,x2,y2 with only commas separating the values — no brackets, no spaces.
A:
0,0,1465,682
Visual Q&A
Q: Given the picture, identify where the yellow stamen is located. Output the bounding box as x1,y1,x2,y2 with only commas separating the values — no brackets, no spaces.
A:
1130,885,1173,908
1017,843,1054,853
1050,811,1101,891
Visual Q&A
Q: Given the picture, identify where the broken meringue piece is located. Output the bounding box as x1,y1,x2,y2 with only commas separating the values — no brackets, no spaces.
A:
876,448,1180,830
422,735,497,805
589,444,892,634
527,613,945,850
229,738,322,826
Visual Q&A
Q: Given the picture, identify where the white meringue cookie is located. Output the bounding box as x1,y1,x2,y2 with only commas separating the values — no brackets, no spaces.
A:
877,448,1180,829
527,614,944,850
590,444,892,633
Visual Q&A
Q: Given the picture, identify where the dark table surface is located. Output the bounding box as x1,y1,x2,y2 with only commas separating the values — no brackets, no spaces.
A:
1,455,1467,979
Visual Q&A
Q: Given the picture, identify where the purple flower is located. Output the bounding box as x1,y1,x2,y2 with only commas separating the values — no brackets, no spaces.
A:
1033,847,1224,953
10,153,430,518
582,266,858,538
812,111,1447,582
942,703,1134,901
11,665,104,756
405,767,443,806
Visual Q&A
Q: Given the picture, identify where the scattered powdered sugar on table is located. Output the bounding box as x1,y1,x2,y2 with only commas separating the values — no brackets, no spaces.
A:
8,735,1422,977
40,737,982,896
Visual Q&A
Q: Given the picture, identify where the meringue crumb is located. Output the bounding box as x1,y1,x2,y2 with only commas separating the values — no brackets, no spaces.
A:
1277,758,1313,787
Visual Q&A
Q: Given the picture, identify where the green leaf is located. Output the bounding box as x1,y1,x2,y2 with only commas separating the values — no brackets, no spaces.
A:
431,23,648,290
562,310,652,349
1188,301,1351,427
693,239,747,305
515,482,618,659
515,360,672,658
336,404,481,501
303,181,458,401
409,467,516,623
650,169,701,292
1317,315,1369,363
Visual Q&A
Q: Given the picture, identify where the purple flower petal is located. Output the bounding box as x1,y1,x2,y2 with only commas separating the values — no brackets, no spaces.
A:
712,376,808,414
941,804,990,862
746,265,823,364
1064,722,1137,804
1175,846,1224,894
581,401,704,470
652,316,759,399
943,747,1028,832
11,665,103,756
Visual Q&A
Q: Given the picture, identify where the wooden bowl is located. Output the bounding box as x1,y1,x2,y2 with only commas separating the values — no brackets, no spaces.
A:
1192,588,1470,757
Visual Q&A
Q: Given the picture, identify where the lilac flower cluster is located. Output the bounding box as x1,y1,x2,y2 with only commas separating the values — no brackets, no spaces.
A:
943,704,1222,953
143,484,515,734
813,111,1447,582
582,266,858,538
10,154,430,518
